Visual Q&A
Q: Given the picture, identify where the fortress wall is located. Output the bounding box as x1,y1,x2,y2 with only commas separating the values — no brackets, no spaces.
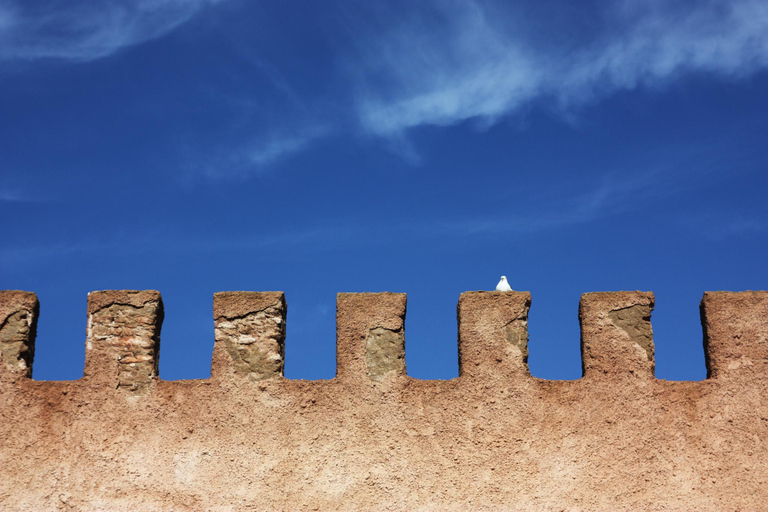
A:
1,289,767,511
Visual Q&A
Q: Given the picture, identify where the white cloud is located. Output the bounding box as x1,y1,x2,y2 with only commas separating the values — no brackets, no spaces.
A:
245,132,317,168
0,221,357,269
0,0,222,62
185,126,329,181
4,0,766,171
354,0,768,136
0,186,37,202
0,188,23,202
676,212,763,240
417,149,743,238
425,171,663,237
559,0,768,106
0,4,16,33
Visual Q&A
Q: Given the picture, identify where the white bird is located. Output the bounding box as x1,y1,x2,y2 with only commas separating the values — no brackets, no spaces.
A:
495,276,512,291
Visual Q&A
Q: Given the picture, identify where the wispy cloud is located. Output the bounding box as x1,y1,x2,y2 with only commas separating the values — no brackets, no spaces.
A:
0,4,16,33
0,186,40,203
4,0,766,173
194,0,768,174
245,133,316,167
416,146,752,238
0,187,25,202
353,0,768,137
676,213,764,240
0,219,346,269
185,126,329,181
2,152,759,271
422,168,672,238
0,0,222,62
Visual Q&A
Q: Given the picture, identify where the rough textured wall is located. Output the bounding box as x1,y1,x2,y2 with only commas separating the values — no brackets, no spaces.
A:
1,288,767,511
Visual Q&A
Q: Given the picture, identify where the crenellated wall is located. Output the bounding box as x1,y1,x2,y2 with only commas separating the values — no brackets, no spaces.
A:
1,289,767,511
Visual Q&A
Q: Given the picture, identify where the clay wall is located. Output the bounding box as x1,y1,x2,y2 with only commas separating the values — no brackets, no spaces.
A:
1,288,767,510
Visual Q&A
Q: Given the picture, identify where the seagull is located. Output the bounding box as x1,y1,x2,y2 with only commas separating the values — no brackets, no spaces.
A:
495,276,512,292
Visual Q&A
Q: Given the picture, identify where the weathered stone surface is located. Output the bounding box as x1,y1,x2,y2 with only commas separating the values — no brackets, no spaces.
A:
458,291,531,378
337,292,406,383
580,291,655,378
701,291,768,378
0,289,767,511
365,326,405,381
84,290,162,393
212,292,285,381
0,291,38,377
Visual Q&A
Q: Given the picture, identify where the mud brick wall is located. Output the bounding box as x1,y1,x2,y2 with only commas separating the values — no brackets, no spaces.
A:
1,288,767,511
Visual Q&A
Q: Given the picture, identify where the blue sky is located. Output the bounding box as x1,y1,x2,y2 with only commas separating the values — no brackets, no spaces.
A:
1,0,767,382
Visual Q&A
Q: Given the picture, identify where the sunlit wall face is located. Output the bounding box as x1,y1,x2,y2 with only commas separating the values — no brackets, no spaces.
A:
2,0,767,383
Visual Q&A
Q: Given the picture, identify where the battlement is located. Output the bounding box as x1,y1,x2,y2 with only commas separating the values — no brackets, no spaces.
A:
2,289,766,388
1,289,767,510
